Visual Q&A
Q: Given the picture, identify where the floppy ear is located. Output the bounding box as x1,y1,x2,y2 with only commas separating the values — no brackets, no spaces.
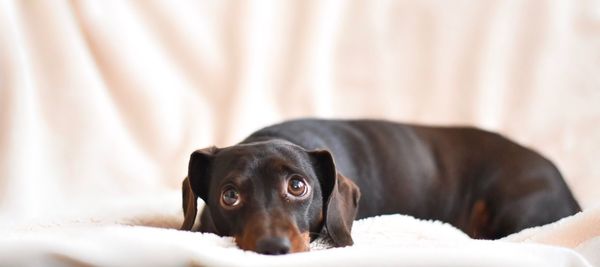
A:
310,150,361,247
180,146,217,231
180,176,197,230
188,146,218,202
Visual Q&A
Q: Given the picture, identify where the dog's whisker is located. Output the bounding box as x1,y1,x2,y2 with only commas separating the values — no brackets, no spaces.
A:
308,231,328,239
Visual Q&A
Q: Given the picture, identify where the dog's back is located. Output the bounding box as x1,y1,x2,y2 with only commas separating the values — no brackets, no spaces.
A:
244,118,580,239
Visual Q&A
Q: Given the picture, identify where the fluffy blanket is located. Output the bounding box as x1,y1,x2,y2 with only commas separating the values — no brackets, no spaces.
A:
1,192,598,267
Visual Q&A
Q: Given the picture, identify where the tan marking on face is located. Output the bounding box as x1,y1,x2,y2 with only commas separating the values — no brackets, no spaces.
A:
291,232,310,253
234,213,266,251
234,212,310,253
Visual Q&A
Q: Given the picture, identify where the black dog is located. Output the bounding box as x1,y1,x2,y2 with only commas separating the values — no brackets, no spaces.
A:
180,119,580,254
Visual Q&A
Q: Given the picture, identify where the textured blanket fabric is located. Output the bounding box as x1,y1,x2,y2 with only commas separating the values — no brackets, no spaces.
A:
1,0,600,266
0,195,598,266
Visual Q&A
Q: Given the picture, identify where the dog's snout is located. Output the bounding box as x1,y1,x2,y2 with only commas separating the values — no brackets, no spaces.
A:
256,236,291,255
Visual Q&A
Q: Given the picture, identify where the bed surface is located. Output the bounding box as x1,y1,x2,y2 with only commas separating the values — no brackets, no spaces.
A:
1,192,598,266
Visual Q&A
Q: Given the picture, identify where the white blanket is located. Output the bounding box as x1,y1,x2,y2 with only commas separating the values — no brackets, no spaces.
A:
1,193,598,266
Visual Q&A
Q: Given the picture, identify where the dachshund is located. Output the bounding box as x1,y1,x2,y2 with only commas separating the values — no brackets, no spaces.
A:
180,119,580,254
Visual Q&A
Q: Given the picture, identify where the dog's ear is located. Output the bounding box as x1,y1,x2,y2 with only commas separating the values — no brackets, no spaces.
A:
180,176,197,230
180,147,217,231
310,150,361,247
188,146,218,202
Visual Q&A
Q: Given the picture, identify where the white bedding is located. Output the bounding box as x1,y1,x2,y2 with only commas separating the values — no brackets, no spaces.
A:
1,193,598,266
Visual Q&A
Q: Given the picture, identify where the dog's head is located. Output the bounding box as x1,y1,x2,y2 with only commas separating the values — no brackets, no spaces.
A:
180,140,360,254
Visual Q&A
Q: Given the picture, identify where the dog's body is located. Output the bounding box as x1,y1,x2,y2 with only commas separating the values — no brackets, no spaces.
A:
181,119,580,254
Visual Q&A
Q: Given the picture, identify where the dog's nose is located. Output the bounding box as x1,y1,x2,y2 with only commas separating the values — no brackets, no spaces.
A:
256,236,291,255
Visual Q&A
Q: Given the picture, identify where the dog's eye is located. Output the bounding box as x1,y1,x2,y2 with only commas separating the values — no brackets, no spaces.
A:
287,176,308,197
221,187,241,207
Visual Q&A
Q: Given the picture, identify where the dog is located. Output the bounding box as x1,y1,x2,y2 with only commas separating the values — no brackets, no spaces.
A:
180,119,580,255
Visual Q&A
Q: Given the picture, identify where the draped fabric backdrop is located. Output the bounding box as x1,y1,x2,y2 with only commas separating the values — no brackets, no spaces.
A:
1,0,599,223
